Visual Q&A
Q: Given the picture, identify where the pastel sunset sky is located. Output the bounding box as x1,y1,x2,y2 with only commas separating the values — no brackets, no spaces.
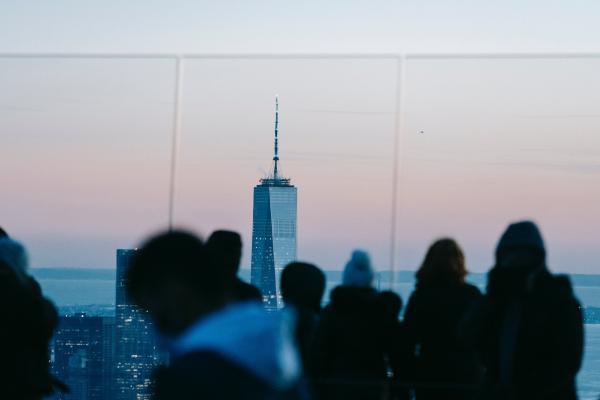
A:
1,1,599,273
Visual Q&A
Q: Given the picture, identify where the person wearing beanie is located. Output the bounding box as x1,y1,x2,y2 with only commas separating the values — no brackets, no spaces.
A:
460,221,583,400
310,250,397,400
342,250,374,287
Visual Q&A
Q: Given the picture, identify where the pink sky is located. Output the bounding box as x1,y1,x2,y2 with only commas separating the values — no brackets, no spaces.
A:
1,58,599,273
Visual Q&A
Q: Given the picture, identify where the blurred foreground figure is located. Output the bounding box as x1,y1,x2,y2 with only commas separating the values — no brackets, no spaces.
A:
403,238,483,400
461,221,583,400
126,231,308,400
311,250,399,400
281,262,326,370
0,237,64,399
206,230,262,302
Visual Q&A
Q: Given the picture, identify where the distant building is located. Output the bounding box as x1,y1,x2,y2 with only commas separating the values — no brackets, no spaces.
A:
51,313,113,400
101,316,115,397
114,249,163,400
251,97,298,309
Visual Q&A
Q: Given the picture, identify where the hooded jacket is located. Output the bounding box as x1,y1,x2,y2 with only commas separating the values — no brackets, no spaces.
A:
154,301,309,400
460,221,583,400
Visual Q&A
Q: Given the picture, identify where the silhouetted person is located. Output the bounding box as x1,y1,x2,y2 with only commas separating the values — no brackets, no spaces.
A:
460,221,583,400
376,290,411,400
377,290,403,320
376,290,404,360
403,238,483,400
281,262,326,371
311,250,392,400
126,230,307,400
0,238,65,399
0,226,8,238
206,230,262,302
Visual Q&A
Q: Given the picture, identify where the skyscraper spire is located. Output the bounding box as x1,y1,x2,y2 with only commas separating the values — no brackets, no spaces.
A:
273,95,280,179
252,93,297,309
260,95,290,186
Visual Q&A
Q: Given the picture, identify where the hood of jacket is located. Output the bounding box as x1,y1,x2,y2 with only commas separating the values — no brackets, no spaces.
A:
170,301,301,390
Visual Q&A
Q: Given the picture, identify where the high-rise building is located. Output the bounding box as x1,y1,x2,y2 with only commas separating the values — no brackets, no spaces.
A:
114,249,162,400
51,313,113,400
101,316,115,397
251,97,298,309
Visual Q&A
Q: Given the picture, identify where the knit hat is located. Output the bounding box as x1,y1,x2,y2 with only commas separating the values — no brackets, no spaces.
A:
0,238,29,283
496,221,546,260
342,250,374,287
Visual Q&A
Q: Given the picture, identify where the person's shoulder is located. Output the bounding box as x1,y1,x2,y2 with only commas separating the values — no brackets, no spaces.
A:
552,274,574,292
155,350,270,399
330,285,376,306
235,279,262,302
462,282,483,297
405,288,422,307
168,350,253,374
547,273,578,302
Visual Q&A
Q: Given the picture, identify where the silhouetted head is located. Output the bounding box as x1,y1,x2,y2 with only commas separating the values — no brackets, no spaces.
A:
206,230,242,276
417,238,466,288
0,237,29,284
495,220,546,271
377,290,403,319
0,227,8,238
281,262,326,312
126,230,230,336
342,250,374,287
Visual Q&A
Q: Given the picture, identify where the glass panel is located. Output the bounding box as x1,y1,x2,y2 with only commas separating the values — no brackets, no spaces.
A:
0,58,174,271
400,57,600,399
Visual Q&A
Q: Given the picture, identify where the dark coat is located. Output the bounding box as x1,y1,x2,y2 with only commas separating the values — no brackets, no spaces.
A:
310,286,392,400
462,268,583,400
0,262,62,399
291,306,320,374
402,282,483,400
154,350,309,400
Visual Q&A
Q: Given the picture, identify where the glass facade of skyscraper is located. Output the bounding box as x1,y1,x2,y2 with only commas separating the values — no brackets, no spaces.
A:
114,249,163,400
52,314,111,400
251,181,297,309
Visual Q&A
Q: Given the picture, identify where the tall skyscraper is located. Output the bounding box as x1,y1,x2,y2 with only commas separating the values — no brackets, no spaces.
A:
114,249,162,400
251,97,298,309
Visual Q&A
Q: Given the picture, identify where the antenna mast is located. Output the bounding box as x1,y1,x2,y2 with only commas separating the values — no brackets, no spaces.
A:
273,95,280,179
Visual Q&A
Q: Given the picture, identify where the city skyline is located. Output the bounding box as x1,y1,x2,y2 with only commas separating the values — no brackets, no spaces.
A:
3,3,600,400
5,71,599,275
